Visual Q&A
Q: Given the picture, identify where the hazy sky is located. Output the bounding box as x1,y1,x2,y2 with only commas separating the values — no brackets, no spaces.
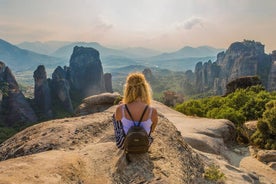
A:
0,0,275,52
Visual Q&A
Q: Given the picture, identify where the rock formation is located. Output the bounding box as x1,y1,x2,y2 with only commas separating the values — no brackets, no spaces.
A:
1,46,112,124
1,101,271,183
194,60,220,93
225,76,262,95
104,73,113,93
0,61,37,126
50,66,73,113
33,65,53,118
162,90,184,107
69,46,105,98
142,68,155,82
194,40,273,95
0,106,207,183
75,92,120,116
267,51,276,91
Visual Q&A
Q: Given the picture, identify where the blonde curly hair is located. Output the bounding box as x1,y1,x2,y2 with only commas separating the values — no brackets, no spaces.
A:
122,72,152,105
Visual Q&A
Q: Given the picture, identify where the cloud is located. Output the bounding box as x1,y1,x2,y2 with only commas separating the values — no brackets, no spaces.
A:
93,15,114,31
176,17,204,30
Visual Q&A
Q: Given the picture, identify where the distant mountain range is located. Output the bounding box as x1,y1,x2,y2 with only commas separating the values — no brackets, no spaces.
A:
0,38,224,73
17,41,71,55
0,39,66,71
151,46,224,60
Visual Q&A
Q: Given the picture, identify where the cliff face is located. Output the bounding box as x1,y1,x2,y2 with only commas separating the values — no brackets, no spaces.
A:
40,46,109,116
1,46,112,125
33,65,53,118
0,61,37,126
50,66,73,113
267,51,276,91
69,46,106,98
195,40,273,95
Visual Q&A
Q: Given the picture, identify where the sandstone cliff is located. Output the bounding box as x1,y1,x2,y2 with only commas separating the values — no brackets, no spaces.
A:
1,46,113,125
0,61,37,126
69,46,106,98
195,40,274,95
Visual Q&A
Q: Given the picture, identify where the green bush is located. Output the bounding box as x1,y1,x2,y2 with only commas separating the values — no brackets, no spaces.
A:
0,81,9,96
262,100,276,134
204,165,225,182
257,119,269,134
0,127,17,144
175,100,204,117
251,100,276,149
175,85,276,149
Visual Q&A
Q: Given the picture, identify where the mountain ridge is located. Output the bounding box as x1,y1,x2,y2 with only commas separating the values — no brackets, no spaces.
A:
0,39,66,71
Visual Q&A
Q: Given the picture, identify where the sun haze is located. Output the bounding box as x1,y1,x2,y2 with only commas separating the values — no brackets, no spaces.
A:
0,0,275,52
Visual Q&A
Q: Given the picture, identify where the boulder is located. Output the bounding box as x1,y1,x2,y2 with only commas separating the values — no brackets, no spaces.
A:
75,92,121,115
268,162,276,170
243,121,258,139
257,150,276,163
225,76,262,95
152,101,237,158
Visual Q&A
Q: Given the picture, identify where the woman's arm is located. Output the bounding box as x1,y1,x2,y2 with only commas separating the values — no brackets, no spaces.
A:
151,108,158,133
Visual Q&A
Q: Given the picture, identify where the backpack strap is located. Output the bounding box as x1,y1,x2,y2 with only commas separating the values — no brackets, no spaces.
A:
125,104,148,126
148,107,153,119
121,105,126,118
124,104,135,123
138,105,148,125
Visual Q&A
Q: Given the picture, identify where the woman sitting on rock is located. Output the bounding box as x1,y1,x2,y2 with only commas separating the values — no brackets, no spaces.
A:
113,72,158,153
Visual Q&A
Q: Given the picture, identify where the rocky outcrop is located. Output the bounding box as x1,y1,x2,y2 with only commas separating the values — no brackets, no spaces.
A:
267,60,276,91
257,150,276,164
75,92,121,116
104,73,113,93
33,65,53,118
0,106,207,183
142,68,155,82
69,46,105,98
195,60,220,93
194,40,273,95
162,90,184,107
0,61,37,126
1,46,111,124
225,76,262,95
50,66,73,113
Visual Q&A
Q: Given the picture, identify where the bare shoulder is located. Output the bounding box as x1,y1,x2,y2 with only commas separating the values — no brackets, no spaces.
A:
150,106,157,114
115,104,124,120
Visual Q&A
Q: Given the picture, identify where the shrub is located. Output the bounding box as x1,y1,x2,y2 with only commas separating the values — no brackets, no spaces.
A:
204,165,225,182
0,127,17,144
0,81,9,96
175,85,276,149
212,107,245,126
262,100,276,134
175,100,204,117
257,119,269,134
251,100,276,149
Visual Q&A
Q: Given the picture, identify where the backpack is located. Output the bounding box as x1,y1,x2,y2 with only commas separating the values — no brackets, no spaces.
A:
123,105,150,154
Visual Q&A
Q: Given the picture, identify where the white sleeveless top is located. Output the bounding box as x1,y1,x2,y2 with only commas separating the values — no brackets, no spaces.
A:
121,105,153,135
